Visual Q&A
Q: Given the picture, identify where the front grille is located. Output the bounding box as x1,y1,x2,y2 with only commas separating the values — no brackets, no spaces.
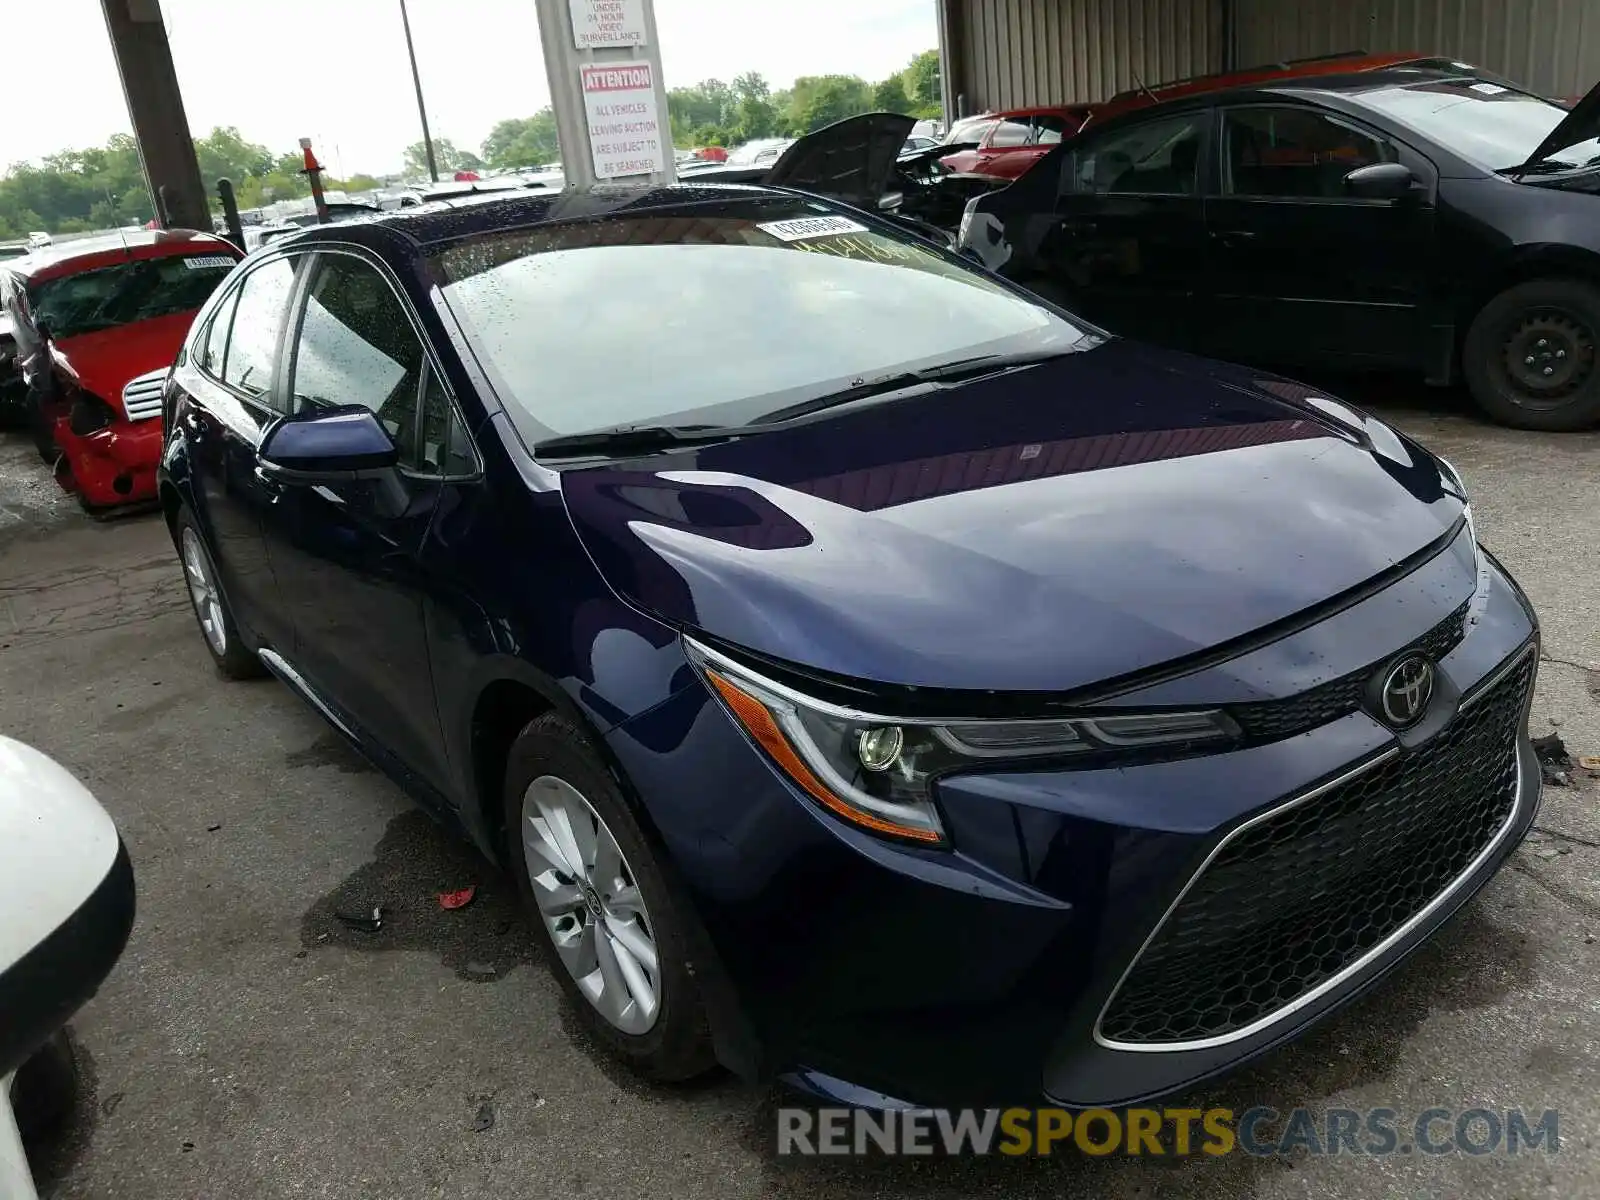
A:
1099,649,1533,1048
120,369,166,422
1230,601,1469,742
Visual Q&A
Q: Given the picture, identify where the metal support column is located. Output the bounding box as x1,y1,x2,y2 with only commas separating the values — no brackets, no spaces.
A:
100,0,209,230
532,0,676,188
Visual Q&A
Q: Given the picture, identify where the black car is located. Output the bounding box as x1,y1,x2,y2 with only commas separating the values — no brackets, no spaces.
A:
958,66,1600,430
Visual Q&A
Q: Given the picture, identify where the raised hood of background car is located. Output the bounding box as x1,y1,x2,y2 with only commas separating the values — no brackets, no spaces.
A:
559,341,1464,693
51,309,194,416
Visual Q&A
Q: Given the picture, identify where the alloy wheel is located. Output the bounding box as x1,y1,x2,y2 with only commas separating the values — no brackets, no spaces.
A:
521,775,661,1034
180,527,228,657
1501,309,1596,409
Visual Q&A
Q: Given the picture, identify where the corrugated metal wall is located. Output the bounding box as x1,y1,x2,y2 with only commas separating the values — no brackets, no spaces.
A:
1231,0,1600,98
948,0,1224,113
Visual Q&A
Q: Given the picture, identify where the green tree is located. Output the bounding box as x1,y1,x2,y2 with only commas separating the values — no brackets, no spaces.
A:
905,49,942,114
790,75,873,133
482,111,561,168
873,76,912,114
194,126,275,186
403,138,479,177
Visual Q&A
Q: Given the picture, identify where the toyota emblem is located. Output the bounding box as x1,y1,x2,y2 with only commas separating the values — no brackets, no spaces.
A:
1379,655,1435,728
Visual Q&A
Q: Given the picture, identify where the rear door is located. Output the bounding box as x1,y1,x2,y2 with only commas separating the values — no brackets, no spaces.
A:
1203,101,1437,368
172,253,303,653
1033,107,1214,347
256,249,475,792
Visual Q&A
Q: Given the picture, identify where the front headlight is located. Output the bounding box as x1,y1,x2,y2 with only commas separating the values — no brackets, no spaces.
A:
1436,454,1492,624
687,640,1236,846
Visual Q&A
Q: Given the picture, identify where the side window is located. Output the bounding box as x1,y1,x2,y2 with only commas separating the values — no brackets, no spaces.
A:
419,365,476,477
1064,111,1208,196
289,255,427,467
197,286,241,376
1034,115,1072,145
1222,106,1396,199
988,118,1034,148
222,257,296,400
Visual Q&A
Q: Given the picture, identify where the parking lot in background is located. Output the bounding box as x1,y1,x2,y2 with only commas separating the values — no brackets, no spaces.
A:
3,381,1598,1200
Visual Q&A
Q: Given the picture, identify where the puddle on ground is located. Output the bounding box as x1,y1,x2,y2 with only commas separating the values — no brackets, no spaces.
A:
299,809,538,982
285,730,376,774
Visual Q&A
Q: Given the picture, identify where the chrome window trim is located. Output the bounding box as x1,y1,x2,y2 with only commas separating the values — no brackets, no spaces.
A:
1092,642,1538,1054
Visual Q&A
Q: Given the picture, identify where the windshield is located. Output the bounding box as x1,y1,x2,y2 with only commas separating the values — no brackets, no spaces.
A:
28,253,236,340
1356,78,1597,171
435,199,1091,444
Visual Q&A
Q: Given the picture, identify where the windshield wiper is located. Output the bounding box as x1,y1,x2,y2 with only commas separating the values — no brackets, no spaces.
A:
758,348,1079,424
532,423,749,459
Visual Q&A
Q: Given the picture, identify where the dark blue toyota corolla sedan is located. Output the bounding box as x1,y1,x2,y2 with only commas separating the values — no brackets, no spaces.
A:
157,183,1540,1108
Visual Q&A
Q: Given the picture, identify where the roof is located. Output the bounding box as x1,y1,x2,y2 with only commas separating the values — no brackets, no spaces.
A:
4,229,235,282
277,182,797,250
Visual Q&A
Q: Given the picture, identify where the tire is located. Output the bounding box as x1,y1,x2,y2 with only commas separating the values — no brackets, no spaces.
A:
504,712,715,1082
11,1031,78,1143
173,508,266,680
1463,279,1600,431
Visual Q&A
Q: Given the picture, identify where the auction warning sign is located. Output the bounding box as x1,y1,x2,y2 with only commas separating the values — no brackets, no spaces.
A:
568,0,647,48
581,63,668,178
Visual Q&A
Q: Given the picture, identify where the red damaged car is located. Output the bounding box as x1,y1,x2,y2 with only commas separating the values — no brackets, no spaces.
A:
1,231,240,510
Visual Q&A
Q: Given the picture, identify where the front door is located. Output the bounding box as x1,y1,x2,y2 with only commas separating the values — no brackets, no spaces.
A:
1204,102,1437,369
1032,107,1213,349
175,254,302,653
256,250,459,792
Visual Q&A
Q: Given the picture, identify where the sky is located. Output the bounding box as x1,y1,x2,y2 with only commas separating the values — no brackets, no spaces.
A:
8,0,938,176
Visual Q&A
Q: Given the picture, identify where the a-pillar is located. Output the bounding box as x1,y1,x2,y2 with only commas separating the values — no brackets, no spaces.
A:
100,0,209,230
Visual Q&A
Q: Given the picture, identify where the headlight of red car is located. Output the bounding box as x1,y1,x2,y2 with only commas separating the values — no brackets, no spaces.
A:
68,392,118,436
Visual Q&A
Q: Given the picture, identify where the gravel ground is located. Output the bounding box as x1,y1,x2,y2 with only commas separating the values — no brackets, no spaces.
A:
2,384,1597,1200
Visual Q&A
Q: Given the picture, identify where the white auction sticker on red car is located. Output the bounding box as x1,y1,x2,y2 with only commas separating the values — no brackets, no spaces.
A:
757,216,870,242
182,256,236,270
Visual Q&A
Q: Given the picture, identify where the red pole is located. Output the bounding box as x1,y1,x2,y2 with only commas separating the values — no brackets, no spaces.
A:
299,137,330,224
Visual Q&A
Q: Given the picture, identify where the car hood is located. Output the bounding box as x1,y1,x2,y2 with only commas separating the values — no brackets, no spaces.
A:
51,309,195,415
558,341,1463,693
763,112,915,207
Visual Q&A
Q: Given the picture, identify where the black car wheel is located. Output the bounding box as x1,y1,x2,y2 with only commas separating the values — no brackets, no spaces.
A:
174,508,266,680
503,712,715,1082
1464,279,1600,431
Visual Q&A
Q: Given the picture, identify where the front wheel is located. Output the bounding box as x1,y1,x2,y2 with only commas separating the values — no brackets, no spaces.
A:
174,509,266,680
1463,279,1600,431
504,712,715,1082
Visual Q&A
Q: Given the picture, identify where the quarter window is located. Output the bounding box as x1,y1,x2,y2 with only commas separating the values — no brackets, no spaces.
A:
221,257,296,399
198,287,241,377
290,255,427,467
988,119,1034,148
1064,111,1208,196
1222,107,1396,198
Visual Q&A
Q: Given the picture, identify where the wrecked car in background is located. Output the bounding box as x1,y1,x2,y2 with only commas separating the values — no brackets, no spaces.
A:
0,230,241,510
958,63,1600,431
692,112,1008,245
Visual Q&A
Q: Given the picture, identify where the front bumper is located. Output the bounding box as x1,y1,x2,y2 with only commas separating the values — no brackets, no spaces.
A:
52,415,162,508
604,544,1540,1108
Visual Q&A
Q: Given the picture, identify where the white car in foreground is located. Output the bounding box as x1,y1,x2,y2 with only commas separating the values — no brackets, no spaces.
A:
0,737,134,1199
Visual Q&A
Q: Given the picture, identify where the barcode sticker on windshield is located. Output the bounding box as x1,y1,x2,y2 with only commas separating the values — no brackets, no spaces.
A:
757,216,870,242
183,255,236,270
1470,82,1508,94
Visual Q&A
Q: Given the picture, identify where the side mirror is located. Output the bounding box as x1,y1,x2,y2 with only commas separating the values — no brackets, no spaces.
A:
258,406,398,484
1343,162,1417,201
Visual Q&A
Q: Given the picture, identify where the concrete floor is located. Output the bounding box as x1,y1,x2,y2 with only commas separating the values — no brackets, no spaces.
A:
2,387,1597,1200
